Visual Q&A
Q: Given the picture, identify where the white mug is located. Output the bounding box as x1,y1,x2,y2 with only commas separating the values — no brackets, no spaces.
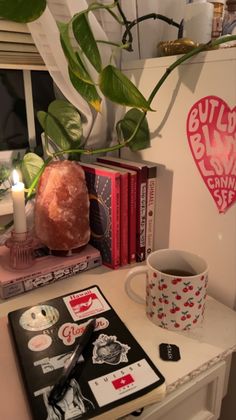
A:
125,249,208,330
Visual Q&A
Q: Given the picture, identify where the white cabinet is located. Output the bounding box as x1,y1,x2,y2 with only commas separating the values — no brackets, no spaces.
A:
123,361,226,420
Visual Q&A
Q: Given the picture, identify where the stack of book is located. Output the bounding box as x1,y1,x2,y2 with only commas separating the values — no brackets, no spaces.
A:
81,157,157,269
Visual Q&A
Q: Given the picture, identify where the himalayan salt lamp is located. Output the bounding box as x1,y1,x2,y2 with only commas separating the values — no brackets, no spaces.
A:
34,160,90,251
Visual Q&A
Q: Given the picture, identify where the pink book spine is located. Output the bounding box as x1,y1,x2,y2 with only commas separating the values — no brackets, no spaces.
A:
120,172,129,266
128,172,137,263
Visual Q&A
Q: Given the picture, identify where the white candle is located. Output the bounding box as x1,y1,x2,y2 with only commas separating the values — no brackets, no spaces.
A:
12,170,27,234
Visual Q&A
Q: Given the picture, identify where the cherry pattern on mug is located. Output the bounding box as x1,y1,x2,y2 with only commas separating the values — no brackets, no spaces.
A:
146,271,208,330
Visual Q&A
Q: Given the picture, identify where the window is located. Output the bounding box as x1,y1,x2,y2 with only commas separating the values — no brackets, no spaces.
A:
0,69,28,151
0,67,55,217
0,68,55,155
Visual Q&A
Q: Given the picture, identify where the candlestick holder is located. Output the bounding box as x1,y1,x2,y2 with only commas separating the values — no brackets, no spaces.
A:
5,230,36,270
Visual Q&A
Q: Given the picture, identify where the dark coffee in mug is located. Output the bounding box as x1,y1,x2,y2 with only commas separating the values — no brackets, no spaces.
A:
161,268,197,276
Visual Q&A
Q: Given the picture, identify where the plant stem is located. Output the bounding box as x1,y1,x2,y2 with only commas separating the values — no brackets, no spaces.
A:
96,40,130,50
148,35,236,105
122,13,181,51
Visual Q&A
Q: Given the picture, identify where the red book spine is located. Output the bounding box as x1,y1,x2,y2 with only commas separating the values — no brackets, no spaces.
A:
95,161,129,266
119,172,129,266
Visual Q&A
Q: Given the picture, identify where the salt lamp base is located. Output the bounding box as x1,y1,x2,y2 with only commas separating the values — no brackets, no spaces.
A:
49,245,87,257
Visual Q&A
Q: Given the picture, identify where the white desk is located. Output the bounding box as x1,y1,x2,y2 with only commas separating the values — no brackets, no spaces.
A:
1,265,236,420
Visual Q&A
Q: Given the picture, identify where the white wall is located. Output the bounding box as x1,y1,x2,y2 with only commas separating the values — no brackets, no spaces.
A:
121,48,236,311
121,0,186,61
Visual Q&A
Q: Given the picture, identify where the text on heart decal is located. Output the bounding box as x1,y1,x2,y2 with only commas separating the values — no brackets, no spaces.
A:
187,95,236,213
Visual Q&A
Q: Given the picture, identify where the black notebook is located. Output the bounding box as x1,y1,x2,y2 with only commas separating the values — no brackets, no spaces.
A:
8,285,165,419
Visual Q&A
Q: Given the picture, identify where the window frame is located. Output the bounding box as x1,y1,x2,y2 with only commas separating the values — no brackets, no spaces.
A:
0,63,47,217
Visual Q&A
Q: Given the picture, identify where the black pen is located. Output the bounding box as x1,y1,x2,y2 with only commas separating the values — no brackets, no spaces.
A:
48,318,96,405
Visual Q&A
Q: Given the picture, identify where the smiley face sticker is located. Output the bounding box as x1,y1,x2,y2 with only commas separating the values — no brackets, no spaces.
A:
19,305,59,331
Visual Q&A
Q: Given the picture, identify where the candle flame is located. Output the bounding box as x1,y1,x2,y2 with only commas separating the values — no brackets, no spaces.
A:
12,169,20,185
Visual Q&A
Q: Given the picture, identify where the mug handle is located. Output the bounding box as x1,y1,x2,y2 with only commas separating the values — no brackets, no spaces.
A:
125,266,148,304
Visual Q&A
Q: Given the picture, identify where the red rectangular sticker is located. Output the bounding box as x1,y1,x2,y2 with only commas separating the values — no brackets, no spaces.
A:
63,287,111,320
112,374,134,389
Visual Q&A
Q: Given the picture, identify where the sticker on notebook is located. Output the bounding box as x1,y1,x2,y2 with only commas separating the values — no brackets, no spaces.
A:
63,287,111,321
58,317,109,345
92,334,130,365
88,359,161,407
35,378,95,418
19,305,59,331
28,334,52,352
34,352,84,373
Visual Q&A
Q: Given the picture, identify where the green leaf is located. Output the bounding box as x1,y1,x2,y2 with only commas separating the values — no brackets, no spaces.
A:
43,113,71,150
48,100,83,142
69,68,101,112
37,100,83,150
100,65,152,111
0,164,10,184
120,108,150,151
37,111,47,131
21,153,44,188
72,13,102,73
57,21,93,84
0,0,46,22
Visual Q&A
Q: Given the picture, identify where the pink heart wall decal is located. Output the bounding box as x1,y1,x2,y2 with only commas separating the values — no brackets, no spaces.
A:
187,96,236,213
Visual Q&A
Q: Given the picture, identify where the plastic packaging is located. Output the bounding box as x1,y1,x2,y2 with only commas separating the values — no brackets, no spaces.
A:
208,0,226,38
222,0,236,34
183,0,214,44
